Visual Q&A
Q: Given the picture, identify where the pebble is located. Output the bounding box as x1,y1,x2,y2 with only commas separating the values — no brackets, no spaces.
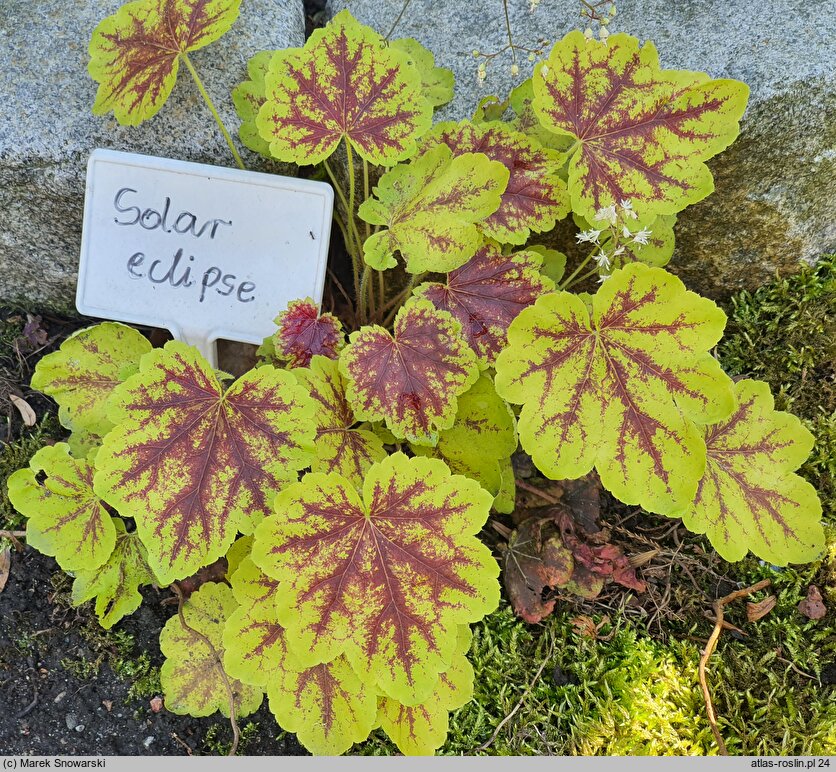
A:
143,736,155,749
65,714,77,730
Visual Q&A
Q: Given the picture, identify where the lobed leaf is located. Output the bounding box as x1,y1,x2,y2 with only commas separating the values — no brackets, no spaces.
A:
7,443,115,573
340,300,479,445
359,145,509,273
420,120,570,244
94,341,316,584
252,452,499,705
495,264,735,514
414,241,554,367
232,50,276,157
71,518,157,628
257,10,432,165
160,582,261,718
223,557,378,754
294,356,386,487
89,0,241,125
411,375,517,507
376,625,474,755
274,298,345,368
31,322,151,439
390,38,454,108
533,31,749,223
676,379,824,565
508,79,574,152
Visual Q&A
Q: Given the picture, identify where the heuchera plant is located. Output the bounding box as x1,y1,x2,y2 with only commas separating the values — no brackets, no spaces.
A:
7,0,825,756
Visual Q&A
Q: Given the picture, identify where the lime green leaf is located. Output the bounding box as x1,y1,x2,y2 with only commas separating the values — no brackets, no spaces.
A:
534,31,749,223
676,379,824,565
410,375,517,504
413,241,554,367
576,213,677,269
94,341,316,584
340,300,479,445
528,245,567,285
390,38,454,108
7,443,115,573
88,0,241,125
252,453,499,705
160,582,262,718
358,145,509,273
268,654,378,755
30,323,150,439
294,356,386,487
493,457,517,515
232,50,276,157
274,298,345,368
376,625,474,755
223,557,378,754
495,264,735,513
508,78,574,152
420,120,569,244
224,535,253,581
257,10,432,166
72,518,157,628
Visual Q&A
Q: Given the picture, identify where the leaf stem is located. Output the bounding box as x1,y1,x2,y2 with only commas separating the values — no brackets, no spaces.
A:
323,157,362,305
181,53,245,171
345,141,366,322
362,158,372,241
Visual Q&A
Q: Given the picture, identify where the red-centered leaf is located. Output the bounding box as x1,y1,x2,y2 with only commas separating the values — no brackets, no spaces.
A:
256,10,432,165
294,356,386,487
413,241,555,368
89,0,241,126
533,31,749,222
340,300,479,445
420,120,570,244
274,299,345,368
252,453,499,705
94,341,316,584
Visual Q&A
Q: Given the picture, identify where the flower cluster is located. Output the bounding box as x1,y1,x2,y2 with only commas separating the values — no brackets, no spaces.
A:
576,199,652,282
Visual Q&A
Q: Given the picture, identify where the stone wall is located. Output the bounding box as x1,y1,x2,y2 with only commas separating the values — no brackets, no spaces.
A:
0,1,304,310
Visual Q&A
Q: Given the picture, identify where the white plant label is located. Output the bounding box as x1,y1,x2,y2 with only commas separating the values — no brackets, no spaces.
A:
77,149,334,366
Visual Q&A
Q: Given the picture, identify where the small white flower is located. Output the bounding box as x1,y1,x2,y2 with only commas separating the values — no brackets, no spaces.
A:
594,251,611,270
576,228,602,244
622,225,632,238
597,272,611,283
619,199,633,211
541,64,549,77
599,26,609,42
594,205,618,226
612,245,626,257
583,27,594,40
632,228,652,245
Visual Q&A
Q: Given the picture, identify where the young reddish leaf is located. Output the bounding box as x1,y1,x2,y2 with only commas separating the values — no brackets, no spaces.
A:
495,264,735,514
71,518,158,628
7,443,115,573
376,626,474,756
390,38,454,108
533,31,749,222
410,376,517,508
160,582,262,718
294,356,386,487
232,50,276,157
223,557,378,754
274,298,345,369
675,379,824,565
359,145,509,273
252,453,499,705
88,0,241,126
414,241,554,367
94,341,316,584
31,322,151,439
257,10,432,166
340,300,479,445
420,120,570,244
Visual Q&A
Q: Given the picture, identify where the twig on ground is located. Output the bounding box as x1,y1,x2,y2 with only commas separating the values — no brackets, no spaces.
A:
0,530,27,550
515,479,560,505
698,578,772,755
171,583,240,756
171,732,194,756
472,640,555,753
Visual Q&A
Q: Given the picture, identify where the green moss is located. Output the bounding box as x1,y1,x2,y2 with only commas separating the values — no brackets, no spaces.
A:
203,721,261,756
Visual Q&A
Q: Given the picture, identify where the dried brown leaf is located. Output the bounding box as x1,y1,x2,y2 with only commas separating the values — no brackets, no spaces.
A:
798,585,827,620
9,394,36,427
0,548,10,593
746,595,777,623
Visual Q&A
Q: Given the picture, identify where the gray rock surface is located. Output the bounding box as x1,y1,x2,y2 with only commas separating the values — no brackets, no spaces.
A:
0,1,304,311
327,0,836,299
